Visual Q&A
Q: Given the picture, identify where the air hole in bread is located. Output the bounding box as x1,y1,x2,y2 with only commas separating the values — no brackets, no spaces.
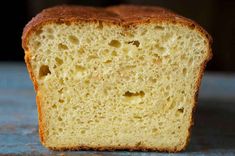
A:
81,129,86,134
155,26,165,30
189,24,196,30
112,51,118,56
123,91,145,97
128,40,140,47
124,65,136,70
55,57,63,65
159,122,163,126
188,58,193,66
155,44,166,54
83,80,90,85
166,97,171,102
75,65,86,72
58,43,68,50
69,35,79,44
180,54,186,60
87,55,98,61
104,60,112,64
101,49,109,56
176,107,184,117
152,58,162,65
72,106,78,110
39,65,51,78
180,41,185,46
52,104,57,109
58,88,63,94
86,38,92,44
109,40,121,48
48,35,54,39
150,77,157,83
59,99,64,103
138,56,144,61
182,68,187,76
141,29,147,35
58,116,62,121
35,29,43,35
152,128,158,134
178,108,184,113
135,141,142,146
164,91,169,97
75,65,86,79
123,91,145,103
59,79,64,85
63,107,68,112
34,41,41,49
46,28,54,34
97,21,103,29
133,114,142,119
78,47,85,54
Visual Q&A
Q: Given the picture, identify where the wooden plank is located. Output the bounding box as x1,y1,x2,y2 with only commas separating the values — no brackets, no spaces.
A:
0,63,235,155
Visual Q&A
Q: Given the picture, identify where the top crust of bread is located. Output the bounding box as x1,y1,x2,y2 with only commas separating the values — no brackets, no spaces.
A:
22,5,212,53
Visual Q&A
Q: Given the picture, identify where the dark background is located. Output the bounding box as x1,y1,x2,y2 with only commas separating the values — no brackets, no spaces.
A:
1,0,235,72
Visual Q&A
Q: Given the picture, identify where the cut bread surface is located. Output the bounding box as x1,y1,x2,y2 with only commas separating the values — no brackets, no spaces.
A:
22,5,212,152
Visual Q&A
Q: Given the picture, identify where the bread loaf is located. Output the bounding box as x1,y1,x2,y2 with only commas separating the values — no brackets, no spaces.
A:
22,5,212,152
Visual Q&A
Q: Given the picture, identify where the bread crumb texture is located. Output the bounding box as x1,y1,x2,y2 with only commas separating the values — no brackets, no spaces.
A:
27,21,209,151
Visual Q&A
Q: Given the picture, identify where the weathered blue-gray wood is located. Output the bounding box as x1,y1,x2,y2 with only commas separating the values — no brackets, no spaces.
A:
0,63,235,155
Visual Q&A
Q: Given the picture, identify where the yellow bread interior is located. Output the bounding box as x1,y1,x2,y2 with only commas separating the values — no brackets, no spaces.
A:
26,22,209,151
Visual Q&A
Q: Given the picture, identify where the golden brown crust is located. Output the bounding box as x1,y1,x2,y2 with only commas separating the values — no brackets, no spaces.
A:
22,5,212,51
24,53,45,145
22,5,212,152
185,48,212,152
48,145,181,152
24,52,38,91
36,92,45,144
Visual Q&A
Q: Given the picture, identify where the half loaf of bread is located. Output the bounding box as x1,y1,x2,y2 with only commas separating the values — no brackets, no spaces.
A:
22,5,212,152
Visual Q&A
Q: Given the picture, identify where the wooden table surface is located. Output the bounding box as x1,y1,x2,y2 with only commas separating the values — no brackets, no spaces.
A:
0,63,235,156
